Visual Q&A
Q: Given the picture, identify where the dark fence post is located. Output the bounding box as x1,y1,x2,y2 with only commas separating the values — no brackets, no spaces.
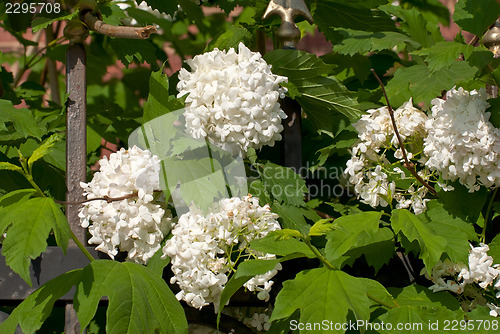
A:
263,0,313,174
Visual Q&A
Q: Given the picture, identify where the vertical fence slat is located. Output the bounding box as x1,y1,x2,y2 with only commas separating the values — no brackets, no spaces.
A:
65,42,87,334
66,43,87,244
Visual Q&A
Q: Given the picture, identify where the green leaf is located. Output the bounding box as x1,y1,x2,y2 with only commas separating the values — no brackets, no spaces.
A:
110,38,158,67
0,197,71,285
250,231,316,258
308,218,334,237
264,50,362,123
413,42,476,72
147,242,171,277
143,68,185,122
391,209,446,272
453,0,500,36
0,189,36,234
389,284,461,310
75,260,188,334
332,29,420,56
206,26,252,52
314,1,397,37
27,133,63,171
259,161,307,206
325,212,382,266
392,203,476,273
271,201,315,235
487,234,500,264
0,100,45,142
381,5,443,48
437,182,488,225
341,228,395,273
31,12,76,33
218,259,282,316
0,162,23,173
0,269,83,334
270,268,394,330
385,62,478,107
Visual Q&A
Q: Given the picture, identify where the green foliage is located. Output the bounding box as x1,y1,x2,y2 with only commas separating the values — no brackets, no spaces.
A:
391,201,477,273
206,26,253,52
0,269,83,334
0,197,71,285
453,0,500,36
250,230,316,259
270,268,395,331
0,100,45,144
75,261,188,334
143,68,185,122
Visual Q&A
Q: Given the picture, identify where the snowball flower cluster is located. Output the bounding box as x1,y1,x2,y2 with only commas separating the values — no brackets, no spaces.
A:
425,244,500,316
162,195,282,310
344,99,431,214
177,42,288,156
424,87,500,192
79,146,173,264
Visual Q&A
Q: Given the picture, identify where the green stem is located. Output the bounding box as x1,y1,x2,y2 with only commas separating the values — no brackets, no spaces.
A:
25,174,46,198
481,187,499,243
70,230,95,262
366,293,399,309
302,236,335,270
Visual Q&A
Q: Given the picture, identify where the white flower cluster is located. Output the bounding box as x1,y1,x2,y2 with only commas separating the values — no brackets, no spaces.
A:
425,244,500,317
177,42,288,156
424,87,500,192
79,146,173,264
162,195,282,310
344,99,431,214
116,0,208,23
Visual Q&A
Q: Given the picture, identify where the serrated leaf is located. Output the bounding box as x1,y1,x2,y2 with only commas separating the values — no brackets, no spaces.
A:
308,218,334,237
453,0,500,36
0,162,23,173
27,133,63,171
391,203,476,273
264,49,362,123
143,68,185,122
385,62,478,107
218,258,282,317
412,42,476,72
259,161,307,206
206,26,252,52
325,211,383,266
31,12,76,33
333,29,420,56
0,189,36,234
341,228,395,273
75,260,188,334
389,284,461,310
250,230,315,258
270,268,394,331
314,1,397,37
0,269,83,334
436,182,488,225
0,197,71,285
0,99,45,142
110,38,158,67
381,5,443,48
391,209,446,272
272,201,313,235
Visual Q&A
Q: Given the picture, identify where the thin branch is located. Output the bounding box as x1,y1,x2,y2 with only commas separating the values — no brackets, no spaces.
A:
54,192,139,205
83,12,157,39
370,69,438,197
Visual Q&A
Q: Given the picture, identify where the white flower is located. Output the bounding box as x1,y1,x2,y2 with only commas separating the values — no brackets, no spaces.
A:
162,195,281,310
488,303,500,317
177,42,288,156
459,243,500,289
345,99,430,214
79,146,173,264
424,87,500,192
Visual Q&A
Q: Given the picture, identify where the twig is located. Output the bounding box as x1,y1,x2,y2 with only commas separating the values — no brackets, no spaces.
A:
370,69,438,197
54,192,139,205
83,12,157,39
